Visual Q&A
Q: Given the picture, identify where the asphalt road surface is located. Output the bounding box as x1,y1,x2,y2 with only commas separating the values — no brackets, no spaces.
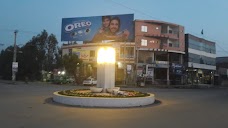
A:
0,81,228,128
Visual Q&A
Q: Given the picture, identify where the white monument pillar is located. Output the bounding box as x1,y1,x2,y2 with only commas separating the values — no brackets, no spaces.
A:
97,47,115,92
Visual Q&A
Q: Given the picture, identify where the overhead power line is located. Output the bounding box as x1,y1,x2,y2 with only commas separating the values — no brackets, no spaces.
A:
108,0,228,56
108,0,159,20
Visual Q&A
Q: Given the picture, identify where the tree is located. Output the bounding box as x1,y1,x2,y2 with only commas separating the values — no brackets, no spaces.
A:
54,46,63,69
0,30,60,81
0,47,14,79
19,30,59,80
62,54,83,84
18,42,40,80
45,33,59,71
34,30,59,72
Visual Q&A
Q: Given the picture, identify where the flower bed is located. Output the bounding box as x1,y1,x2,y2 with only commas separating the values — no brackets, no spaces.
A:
58,89,150,98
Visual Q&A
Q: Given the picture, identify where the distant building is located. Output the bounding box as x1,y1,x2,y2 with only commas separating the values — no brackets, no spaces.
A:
185,34,216,85
216,57,228,81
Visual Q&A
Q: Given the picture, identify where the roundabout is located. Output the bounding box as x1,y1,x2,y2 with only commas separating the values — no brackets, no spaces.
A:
53,47,155,108
53,89,155,107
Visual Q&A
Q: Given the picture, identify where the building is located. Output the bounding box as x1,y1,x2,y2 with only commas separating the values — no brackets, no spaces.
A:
185,34,216,85
216,57,228,85
61,16,185,85
61,42,136,84
216,57,228,79
134,20,185,85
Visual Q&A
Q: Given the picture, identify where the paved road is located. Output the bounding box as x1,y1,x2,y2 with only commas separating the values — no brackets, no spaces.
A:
0,81,228,128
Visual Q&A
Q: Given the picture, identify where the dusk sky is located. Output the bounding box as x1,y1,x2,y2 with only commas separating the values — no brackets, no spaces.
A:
0,0,227,56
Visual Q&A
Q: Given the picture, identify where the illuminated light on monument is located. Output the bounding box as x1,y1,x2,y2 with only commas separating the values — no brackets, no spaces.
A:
97,47,116,92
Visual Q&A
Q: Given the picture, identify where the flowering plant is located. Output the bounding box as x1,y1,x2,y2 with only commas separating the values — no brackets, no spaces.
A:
58,89,150,98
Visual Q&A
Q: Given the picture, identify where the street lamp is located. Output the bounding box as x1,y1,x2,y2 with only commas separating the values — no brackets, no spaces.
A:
12,30,18,82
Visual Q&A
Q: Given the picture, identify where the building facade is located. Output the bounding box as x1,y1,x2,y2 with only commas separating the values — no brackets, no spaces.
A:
61,20,186,85
216,57,228,85
134,20,185,85
185,34,216,85
61,42,136,84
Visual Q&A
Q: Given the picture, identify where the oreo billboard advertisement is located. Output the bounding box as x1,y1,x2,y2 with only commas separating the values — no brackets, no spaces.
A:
61,14,134,42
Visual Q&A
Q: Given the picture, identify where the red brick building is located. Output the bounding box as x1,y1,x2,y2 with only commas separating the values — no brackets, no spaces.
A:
134,20,185,85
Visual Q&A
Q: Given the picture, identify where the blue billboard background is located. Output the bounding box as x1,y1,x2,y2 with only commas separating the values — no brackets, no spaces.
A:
61,14,134,42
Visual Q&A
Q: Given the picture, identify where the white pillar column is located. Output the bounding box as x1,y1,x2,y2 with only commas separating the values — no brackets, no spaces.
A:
97,63,115,90
97,47,116,92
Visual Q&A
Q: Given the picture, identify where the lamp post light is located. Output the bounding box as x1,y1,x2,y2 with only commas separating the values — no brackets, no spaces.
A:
12,30,18,82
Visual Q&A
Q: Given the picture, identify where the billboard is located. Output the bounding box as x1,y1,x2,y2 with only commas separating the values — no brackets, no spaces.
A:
72,48,90,60
61,14,134,42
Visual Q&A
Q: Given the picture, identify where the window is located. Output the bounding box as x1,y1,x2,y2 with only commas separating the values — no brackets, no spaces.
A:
141,26,147,32
90,50,95,57
120,47,134,58
150,40,155,43
169,43,172,47
169,30,173,34
69,49,72,55
189,38,216,54
155,52,168,61
141,39,147,46
188,53,215,66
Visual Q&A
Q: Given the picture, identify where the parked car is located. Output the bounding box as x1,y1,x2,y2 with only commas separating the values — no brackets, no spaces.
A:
66,77,75,83
52,76,68,84
52,76,75,84
83,77,97,86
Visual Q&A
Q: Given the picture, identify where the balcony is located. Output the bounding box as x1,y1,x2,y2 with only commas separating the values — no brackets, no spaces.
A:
144,33,178,40
162,33,178,40
137,60,169,68
144,34,168,38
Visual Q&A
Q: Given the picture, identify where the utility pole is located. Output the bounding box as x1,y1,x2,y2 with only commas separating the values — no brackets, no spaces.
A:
12,30,18,82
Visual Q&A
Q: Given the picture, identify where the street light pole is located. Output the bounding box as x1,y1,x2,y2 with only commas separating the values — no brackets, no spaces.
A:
12,30,18,82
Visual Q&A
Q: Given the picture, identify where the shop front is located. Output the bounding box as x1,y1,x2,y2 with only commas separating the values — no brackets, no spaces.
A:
186,68,214,85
